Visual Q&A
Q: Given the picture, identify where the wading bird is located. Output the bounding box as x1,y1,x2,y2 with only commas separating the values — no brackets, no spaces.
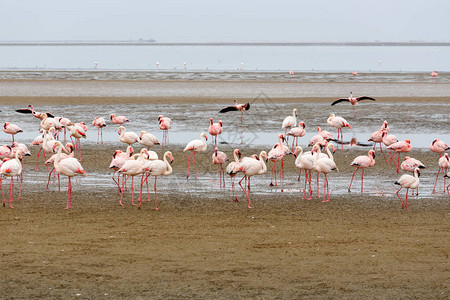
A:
184,132,208,180
331,92,376,117
219,99,250,124
348,150,376,193
394,168,420,211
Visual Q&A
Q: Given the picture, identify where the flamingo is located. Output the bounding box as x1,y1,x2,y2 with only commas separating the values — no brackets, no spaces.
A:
55,116,71,142
382,131,398,163
0,145,12,160
116,149,147,206
158,115,172,147
110,114,129,125
313,144,338,202
387,139,412,173
44,142,74,192
208,118,223,146
233,150,268,208
184,132,208,180
430,139,449,157
138,131,160,149
3,122,23,143
267,134,291,186
431,70,438,78
219,99,250,124
348,150,376,193
139,151,174,210
308,134,325,147
287,122,306,148
226,149,241,202
52,141,87,209
41,128,59,169
327,114,351,150
432,153,449,194
109,146,134,194
76,122,88,132
40,113,62,133
368,127,388,161
92,117,107,144
317,126,334,141
281,108,298,139
118,126,139,146
212,147,228,188
0,150,24,208
400,156,425,195
331,91,376,117
67,123,86,161
394,168,420,211
293,146,315,200
15,104,54,119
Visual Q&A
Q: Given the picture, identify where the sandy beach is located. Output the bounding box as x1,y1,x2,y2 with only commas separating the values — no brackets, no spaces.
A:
0,79,449,298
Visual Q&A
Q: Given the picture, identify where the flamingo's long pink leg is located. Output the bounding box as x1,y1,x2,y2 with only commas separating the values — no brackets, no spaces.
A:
348,169,358,192
154,176,159,210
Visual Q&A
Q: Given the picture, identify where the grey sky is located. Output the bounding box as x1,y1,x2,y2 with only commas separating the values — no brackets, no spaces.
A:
1,0,449,42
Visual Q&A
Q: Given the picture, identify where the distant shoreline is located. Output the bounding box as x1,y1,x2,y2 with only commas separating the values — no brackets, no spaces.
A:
1,41,450,47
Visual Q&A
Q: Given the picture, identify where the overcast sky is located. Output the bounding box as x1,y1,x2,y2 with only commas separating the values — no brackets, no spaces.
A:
1,0,449,42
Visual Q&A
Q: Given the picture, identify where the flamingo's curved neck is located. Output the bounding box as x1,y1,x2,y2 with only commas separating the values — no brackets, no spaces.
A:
163,153,173,175
326,145,334,161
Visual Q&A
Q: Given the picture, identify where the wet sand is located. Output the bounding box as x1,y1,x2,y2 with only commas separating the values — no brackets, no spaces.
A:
1,143,449,299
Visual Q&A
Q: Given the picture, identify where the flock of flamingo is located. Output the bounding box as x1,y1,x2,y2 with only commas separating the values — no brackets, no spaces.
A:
0,97,449,211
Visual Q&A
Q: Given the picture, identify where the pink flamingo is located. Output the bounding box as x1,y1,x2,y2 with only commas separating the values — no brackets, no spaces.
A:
40,113,62,134
348,150,376,193
368,122,389,161
52,141,87,209
233,151,268,208
226,149,241,202
352,70,357,77
118,126,139,146
308,134,325,147
116,149,147,206
430,139,449,158
431,71,438,78
67,123,86,161
313,144,338,202
331,92,376,117
327,114,351,149
0,150,24,208
54,117,71,142
212,147,228,188
395,168,420,211
184,132,208,180
109,146,134,194
387,139,412,173
282,108,298,139
294,146,315,200
158,115,172,147
432,153,449,194
287,122,306,148
139,151,174,210
15,104,54,119
76,122,88,132
382,131,398,163
44,142,74,192
3,122,23,143
138,131,160,149
208,118,223,146
267,134,291,186
0,145,12,160
110,114,129,125
92,117,107,144
317,126,334,141
400,156,425,195
219,99,250,124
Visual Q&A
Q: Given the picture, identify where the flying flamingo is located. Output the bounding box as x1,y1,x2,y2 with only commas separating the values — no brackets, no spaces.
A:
0,150,24,208
15,104,54,119
110,114,129,125
184,132,208,180
226,149,241,202
52,141,87,209
139,151,174,210
158,115,172,147
92,117,107,144
138,131,160,149
348,150,376,193
233,150,268,208
430,139,449,158
387,139,412,173
66,123,86,161
327,114,351,150
208,118,223,146
116,149,148,206
294,146,315,200
109,145,134,194
3,122,23,143
394,168,420,211
287,122,306,148
118,126,139,146
281,108,298,140
432,153,449,194
219,99,250,124
44,142,74,191
331,92,376,117
313,144,338,202
267,134,291,186
400,156,425,195
212,147,228,188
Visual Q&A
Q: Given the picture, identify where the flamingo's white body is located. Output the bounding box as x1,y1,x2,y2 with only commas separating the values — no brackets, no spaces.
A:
138,131,160,149
395,168,420,211
0,150,23,208
118,126,139,146
183,132,208,180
